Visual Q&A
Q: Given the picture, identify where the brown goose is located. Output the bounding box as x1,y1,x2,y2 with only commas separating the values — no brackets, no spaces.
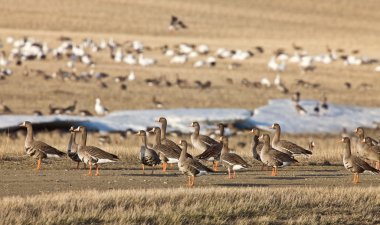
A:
137,130,161,174
220,136,250,179
191,122,222,171
271,123,312,157
362,137,380,169
260,134,298,176
341,137,379,183
73,126,119,176
151,127,180,172
250,128,268,170
178,140,208,187
67,126,86,169
355,127,378,154
19,121,66,171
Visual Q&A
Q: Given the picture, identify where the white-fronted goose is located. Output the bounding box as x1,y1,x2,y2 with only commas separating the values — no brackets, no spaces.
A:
260,134,298,176
151,127,180,172
168,15,187,31
137,130,161,174
220,136,250,179
156,117,192,159
271,123,312,157
191,122,222,170
250,128,269,170
362,137,380,169
19,121,66,171
74,126,119,176
341,137,379,183
67,126,86,169
178,140,208,187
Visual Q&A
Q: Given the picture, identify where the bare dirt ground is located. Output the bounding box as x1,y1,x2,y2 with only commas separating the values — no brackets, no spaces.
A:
1,160,380,198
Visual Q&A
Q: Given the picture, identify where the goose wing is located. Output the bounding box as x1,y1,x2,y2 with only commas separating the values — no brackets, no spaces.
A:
222,153,250,167
163,138,193,158
141,146,161,166
154,144,180,159
83,146,119,161
352,156,379,173
34,141,66,157
196,143,222,160
268,148,298,164
199,135,219,146
278,140,312,155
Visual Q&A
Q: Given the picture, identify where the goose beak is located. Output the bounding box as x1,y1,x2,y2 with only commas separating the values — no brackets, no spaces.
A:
73,127,80,132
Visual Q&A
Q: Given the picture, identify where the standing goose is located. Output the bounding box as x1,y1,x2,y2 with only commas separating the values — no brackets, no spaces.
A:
250,128,268,170
151,127,180,172
220,136,250,179
137,130,161,174
362,137,380,169
19,121,66,171
156,117,213,172
341,137,379,183
192,122,222,171
355,127,378,156
178,140,208,187
74,126,119,176
271,123,312,157
67,126,86,169
260,134,298,176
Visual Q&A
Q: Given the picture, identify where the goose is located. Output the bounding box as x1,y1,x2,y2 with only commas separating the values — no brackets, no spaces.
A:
137,130,161,174
250,128,266,170
138,54,156,67
128,71,136,81
95,98,109,115
152,96,164,108
73,126,119,176
295,103,307,115
260,134,298,176
151,127,180,172
220,136,250,179
178,140,208,187
192,122,222,171
168,16,187,31
361,137,380,169
67,126,86,169
63,100,77,114
0,100,12,114
274,74,288,93
354,127,378,155
341,137,379,183
19,121,66,171
271,123,312,156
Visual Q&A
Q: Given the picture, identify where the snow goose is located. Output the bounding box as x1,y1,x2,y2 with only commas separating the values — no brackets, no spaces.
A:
178,140,208,187
137,130,161,174
170,54,187,64
220,136,250,179
274,74,288,93
271,123,312,156
67,126,86,169
19,121,66,171
192,122,222,170
197,44,209,55
123,53,137,65
341,137,379,183
73,126,119,176
95,98,109,116
128,71,136,81
138,54,156,67
260,134,298,176
151,127,180,172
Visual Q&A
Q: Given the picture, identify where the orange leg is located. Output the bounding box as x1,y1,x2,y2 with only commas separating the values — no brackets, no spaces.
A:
190,176,195,187
87,163,92,176
213,161,219,171
76,162,80,170
83,163,87,169
187,176,191,186
233,170,236,179
271,167,275,176
274,167,278,176
95,164,100,176
376,161,379,170
162,162,167,172
142,164,145,174
37,158,42,171
227,168,232,179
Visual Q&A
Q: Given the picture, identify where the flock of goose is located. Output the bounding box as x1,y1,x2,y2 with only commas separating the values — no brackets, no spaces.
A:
17,118,379,186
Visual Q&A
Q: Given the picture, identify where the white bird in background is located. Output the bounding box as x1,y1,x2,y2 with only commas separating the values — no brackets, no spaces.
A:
95,98,109,116
128,71,136,81
138,54,156,67
260,77,271,87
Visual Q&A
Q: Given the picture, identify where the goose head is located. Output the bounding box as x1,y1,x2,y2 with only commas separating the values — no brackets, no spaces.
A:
19,121,32,127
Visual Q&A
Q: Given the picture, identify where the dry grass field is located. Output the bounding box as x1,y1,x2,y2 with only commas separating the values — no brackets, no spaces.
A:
1,0,380,224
